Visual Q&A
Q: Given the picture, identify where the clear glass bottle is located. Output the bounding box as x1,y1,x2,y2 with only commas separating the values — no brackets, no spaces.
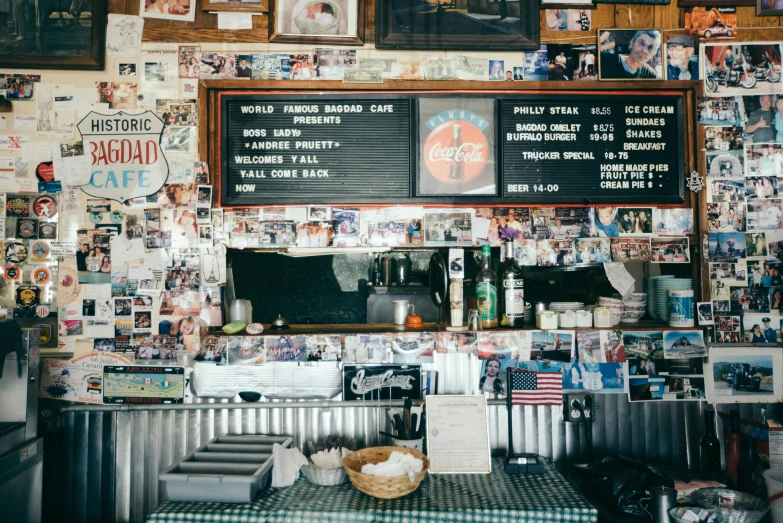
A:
498,241,524,328
476,244,497,328
699,410,721,477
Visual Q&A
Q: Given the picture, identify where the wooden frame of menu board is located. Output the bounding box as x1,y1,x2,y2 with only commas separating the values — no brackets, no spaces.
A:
199,80,700,208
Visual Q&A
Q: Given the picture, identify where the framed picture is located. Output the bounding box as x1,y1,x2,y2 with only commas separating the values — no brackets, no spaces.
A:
598,28,664,80
141,0,197,22
0,0,105,70
376,0,540,51
202,0,268,12
417,98,496,197
269,0,365,45
757,0,783,15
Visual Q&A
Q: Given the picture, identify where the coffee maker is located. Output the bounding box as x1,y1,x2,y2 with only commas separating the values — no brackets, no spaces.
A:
0,322,43,523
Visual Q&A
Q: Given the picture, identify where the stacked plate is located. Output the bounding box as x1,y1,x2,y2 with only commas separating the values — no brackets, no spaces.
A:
549,302,585,312
645,275,675,320
654,278,693,321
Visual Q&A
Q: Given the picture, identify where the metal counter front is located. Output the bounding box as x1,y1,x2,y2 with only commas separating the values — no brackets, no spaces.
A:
146,457,597,523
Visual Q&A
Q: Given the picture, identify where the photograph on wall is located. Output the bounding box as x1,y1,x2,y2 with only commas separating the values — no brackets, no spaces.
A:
178,46,201,78
698,302,715,325
705,126,743,151
745,176,781,200
547,44,574,81
574,238,612,263
610,237,652,262
707,202,745,232
75,229,111,284
663,330,706,359
591,207,619,237
708,231,747,261
140,0,196,21
227,337,266,365
343,334,386,363
747,199,783,231
536,239,576,266
598,29,664,80
702,44,782,97
199,53,237,80
418,98,496,196
272,0,362,43
665,34,699,80
730,285,770,312
629,375,705,402
705,151,745,178
698,96,744,126
390,332,436,363
650,237,690,263
706,346,782,403
96,82,138,109
265,335,307,362
741,312,779,343
653,208,694,235
616,207,653,235
522,47,548,81
305,335,341,361
745,144,783,177
684,7,736,40
571,45,598,81
195,336,226,363
742,95,780,144
435,332,478,354
423,210,474,246
563,362,625,394
746,232,768,257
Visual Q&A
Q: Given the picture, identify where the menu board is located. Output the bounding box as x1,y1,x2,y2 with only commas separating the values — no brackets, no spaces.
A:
218,92,685,205
501,94,684,203
221,95,414,205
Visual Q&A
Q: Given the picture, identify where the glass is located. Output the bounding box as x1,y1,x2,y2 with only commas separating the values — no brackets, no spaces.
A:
467,309,482,330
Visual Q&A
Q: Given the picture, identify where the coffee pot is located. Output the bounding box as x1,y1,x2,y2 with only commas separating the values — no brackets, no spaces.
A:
394,254,411,286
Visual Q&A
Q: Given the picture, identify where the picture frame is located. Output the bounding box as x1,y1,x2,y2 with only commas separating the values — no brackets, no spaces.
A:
376,0,540,51
417,97,496,197
757,0,783,15
269,0,365,45
202,0,268,12
540,0,595,8
598,28,665,81
0,0,106,70
140,0,197,21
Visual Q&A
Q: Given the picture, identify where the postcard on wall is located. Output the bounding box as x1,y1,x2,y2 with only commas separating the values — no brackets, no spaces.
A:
706,346,783,403
106,15,144,57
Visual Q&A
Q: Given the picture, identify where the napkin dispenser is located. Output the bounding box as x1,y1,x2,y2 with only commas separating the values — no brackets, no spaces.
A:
575,310,593,328
536,311,558,330
593,307,612,328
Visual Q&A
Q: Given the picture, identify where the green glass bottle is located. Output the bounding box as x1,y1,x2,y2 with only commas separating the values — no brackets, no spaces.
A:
499,241,524,328
476,244,498,328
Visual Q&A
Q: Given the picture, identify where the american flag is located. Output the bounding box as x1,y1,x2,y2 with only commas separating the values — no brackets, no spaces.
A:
510,370,563,406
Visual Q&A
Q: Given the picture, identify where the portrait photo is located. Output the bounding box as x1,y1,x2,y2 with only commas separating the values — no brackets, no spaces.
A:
140,0,196,22
272,0,363,44
598,28,664,80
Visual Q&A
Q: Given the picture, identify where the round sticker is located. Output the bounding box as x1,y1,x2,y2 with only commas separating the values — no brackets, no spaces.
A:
33,195,57,218
31,242,50,260
89,212,103,224
16,285,40,309
36,304,50,318
110,210,124,224
32,267,51,285
61,274,73,287
39,223,56,239
17,219,36,238
5,242,28,264
3,265,20,280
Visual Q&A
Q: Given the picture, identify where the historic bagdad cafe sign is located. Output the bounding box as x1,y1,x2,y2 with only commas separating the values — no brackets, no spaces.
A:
218,91,685,205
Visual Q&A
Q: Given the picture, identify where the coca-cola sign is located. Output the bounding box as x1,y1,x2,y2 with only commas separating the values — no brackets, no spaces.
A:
418,99,496,196
342,364,422,401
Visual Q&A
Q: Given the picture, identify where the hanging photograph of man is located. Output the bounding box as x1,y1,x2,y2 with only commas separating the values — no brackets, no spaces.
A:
598,28,664,80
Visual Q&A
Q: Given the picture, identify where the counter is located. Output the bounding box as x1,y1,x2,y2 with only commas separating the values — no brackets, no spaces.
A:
146,457,597,523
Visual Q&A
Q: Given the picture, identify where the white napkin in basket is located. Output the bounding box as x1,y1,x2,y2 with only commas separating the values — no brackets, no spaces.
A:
272,443,309,487
361,451,423,480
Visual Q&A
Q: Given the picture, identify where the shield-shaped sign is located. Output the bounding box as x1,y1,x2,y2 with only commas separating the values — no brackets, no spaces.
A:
77,111,169,203
34,323,52,344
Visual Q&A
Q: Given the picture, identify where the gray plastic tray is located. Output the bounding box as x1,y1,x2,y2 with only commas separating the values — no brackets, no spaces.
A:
159,434,293,503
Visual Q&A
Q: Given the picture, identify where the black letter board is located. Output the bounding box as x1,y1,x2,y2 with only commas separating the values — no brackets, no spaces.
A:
500,94,684,204
219,92,685,206
221,94,415,205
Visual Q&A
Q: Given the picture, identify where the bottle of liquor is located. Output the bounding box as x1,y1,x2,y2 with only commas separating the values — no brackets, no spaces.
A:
725,410,741,488
498,241,524,328
372,257,382,287
448,124,464,181
476,244,497,328
699,410,721,477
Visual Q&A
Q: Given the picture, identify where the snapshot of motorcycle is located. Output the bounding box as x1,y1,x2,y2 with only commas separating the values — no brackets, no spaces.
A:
702,43,782,96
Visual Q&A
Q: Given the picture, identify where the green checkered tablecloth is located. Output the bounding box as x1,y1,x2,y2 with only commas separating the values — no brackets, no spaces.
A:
147,457,597,523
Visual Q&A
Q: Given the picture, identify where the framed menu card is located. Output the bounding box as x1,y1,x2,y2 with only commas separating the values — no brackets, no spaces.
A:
425,394,491,474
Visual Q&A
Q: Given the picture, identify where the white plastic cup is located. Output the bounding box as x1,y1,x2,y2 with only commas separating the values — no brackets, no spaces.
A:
392,438,424,452
764,468,783,523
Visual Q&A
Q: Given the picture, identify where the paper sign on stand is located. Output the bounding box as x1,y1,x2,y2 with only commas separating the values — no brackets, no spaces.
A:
426,394,491,474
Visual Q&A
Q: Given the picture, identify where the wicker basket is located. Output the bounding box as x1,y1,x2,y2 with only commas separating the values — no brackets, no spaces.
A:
342,446,429,499
301,463,348,486
691,488,769,523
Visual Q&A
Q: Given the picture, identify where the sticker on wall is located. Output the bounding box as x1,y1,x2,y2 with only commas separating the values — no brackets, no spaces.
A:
110,210,124,223
30,241,51,262
89,212,103,224
4,265,21,281
38,223,57,240
16,285,40,309
35,162,55,183
77,111,169,203
6,194,30,216
33,195,57,218
32,267,52,285
5,242,28,263
16,218,38,239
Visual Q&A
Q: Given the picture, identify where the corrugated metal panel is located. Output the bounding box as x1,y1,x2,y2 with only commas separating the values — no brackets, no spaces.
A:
50,360,783,523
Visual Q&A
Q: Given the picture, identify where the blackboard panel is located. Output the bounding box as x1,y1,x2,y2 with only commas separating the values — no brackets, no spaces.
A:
500,94,684,204
221,94,414,205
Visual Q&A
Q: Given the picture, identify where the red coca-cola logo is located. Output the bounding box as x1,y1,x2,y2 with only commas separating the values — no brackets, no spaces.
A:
423,120,488,184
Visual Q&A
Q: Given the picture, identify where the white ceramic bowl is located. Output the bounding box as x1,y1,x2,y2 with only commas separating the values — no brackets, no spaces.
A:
598,297,623,306
610,310,623,326
627,293,647,301
622,310,646,322
624,303,647,312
